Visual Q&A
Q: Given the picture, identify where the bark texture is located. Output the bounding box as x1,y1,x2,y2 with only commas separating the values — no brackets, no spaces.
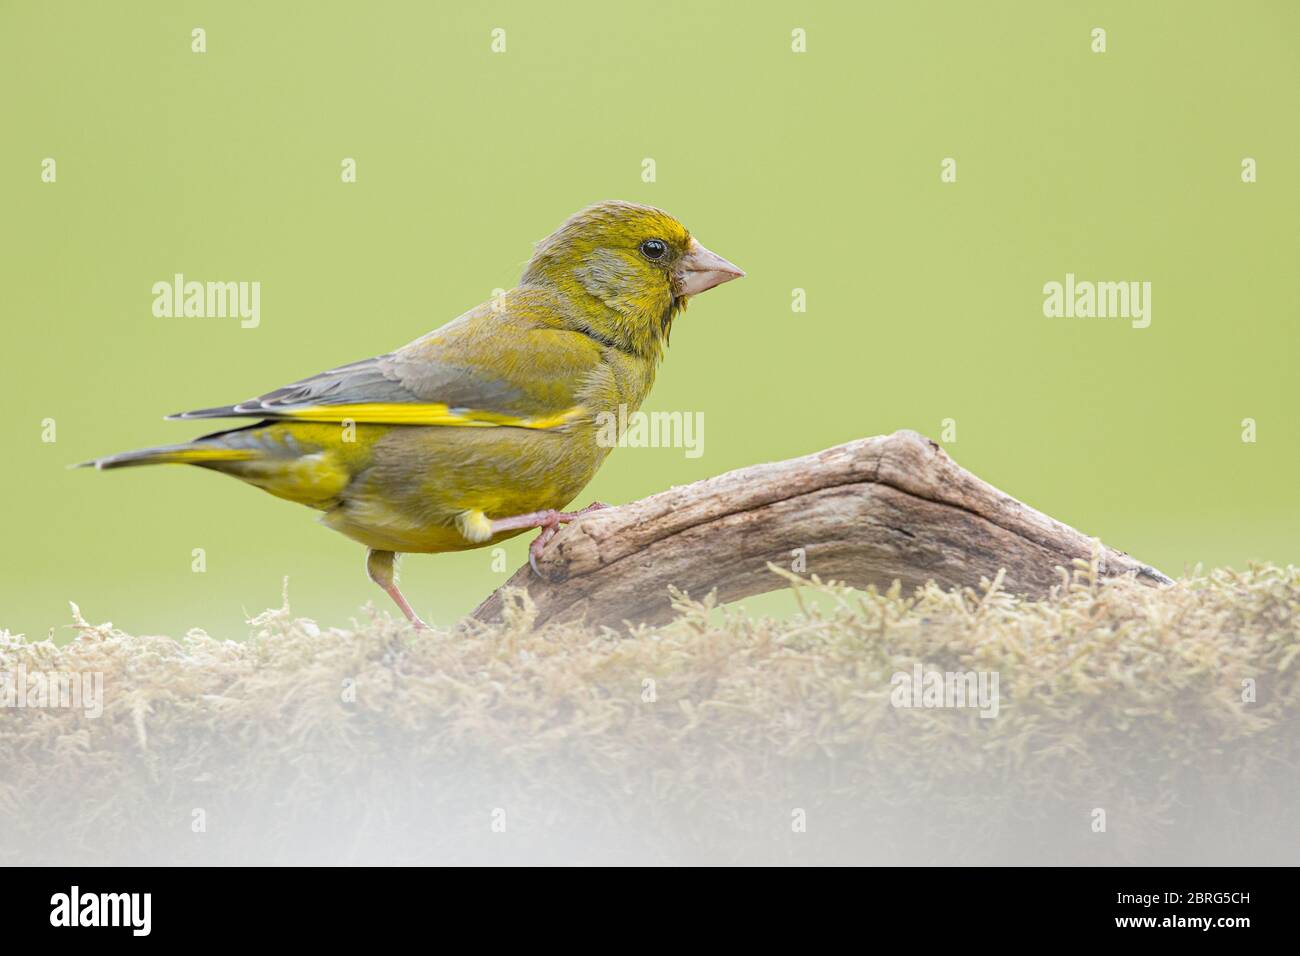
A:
470,430,1170,628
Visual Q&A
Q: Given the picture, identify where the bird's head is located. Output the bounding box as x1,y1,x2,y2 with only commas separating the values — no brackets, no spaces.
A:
521,200,743,357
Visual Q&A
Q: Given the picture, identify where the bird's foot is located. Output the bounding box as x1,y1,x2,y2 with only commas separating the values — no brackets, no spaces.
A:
526,502,611,575
489,502,612,577
528,519,560,576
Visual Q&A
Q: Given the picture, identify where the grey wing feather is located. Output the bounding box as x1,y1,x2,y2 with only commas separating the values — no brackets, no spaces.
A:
167,352,527,421
167,356,411,420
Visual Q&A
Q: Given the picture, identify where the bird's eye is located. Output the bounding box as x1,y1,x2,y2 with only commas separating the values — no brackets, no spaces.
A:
640,238,668,261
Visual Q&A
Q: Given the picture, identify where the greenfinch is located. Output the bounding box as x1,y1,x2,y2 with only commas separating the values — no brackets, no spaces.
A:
82,201,744,627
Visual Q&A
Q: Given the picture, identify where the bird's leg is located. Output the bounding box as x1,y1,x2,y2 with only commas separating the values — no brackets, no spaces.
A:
365,548,429,630
488,502,612,576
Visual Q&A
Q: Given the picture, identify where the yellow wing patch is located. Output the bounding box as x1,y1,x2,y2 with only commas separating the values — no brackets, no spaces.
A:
271,403,586,429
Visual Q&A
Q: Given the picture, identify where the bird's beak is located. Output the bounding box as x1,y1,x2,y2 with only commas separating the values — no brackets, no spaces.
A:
674,238,745,297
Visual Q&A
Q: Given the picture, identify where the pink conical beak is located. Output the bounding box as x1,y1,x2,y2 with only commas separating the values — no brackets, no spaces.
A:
674,238,745,296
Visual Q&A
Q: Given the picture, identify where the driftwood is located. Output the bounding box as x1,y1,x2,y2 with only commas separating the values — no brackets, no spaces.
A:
471,430,1171,629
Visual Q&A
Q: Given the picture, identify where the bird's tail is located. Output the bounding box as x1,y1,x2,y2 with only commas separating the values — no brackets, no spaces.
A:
75,441,256,470
76,422,351,510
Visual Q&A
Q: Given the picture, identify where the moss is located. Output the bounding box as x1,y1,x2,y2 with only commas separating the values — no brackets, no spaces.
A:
3,554,1298,865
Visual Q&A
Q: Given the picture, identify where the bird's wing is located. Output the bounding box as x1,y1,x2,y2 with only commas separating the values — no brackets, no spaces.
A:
169,307,602,429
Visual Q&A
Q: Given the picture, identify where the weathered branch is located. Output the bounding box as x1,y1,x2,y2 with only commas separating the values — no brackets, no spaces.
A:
470,430,1171,629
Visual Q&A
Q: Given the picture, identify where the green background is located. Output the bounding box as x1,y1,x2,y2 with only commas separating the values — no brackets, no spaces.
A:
2,1,1296,640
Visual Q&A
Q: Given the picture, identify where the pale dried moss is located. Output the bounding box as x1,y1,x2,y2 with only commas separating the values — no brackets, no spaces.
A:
1,555,1298,865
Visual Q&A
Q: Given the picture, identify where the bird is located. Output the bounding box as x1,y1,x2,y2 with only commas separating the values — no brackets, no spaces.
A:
80,201,744,628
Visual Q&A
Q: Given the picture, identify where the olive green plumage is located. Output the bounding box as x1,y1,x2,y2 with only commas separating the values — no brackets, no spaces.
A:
84,201,744,622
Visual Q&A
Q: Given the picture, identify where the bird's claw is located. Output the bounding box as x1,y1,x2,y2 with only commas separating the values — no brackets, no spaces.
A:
527,503,610,578
527,512,561,577
528,529,552,577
